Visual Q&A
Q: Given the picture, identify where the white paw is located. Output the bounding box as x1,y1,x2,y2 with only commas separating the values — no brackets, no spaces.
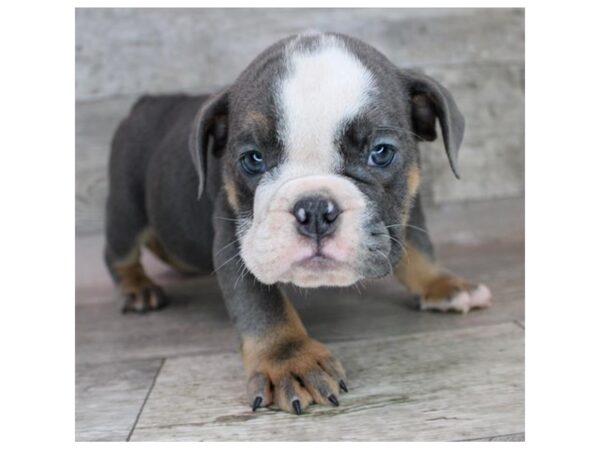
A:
420,284,492,314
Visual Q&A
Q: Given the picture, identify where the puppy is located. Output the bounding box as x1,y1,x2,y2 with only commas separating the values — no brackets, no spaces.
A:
105,31,492,415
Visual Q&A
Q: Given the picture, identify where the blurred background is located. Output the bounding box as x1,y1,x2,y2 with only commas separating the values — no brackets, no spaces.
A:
76,7,524,236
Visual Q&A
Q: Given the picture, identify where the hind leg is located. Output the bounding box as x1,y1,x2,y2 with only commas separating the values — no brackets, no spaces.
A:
104,199,168,313
144,232,199,275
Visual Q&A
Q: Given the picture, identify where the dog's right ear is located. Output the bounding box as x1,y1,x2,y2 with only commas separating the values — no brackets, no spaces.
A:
189,87,230,199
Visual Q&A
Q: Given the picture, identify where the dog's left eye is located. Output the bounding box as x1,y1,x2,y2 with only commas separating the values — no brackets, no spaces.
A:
240,150,267,175
368,144,396,168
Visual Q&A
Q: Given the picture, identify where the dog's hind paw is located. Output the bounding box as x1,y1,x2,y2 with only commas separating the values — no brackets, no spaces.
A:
420,275,492,314
121,285,169,313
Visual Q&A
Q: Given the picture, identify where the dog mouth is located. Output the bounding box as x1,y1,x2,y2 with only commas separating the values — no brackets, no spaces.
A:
281,249,357,287
293,253,343,272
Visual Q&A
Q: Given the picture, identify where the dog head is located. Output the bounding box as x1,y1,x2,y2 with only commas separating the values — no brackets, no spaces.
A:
190,32,464,287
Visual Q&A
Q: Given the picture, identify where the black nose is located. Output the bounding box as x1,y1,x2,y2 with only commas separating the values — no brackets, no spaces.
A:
292,195,341,240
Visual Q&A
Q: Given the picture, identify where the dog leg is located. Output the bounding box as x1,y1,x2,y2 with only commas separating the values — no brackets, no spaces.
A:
104,231,168,314
240,297,347,414
213,197,346,414
394,195,492,313
104,186,168,313
144,232,199,275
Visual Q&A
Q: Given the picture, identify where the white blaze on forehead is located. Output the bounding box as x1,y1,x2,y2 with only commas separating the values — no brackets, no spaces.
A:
278,36,375,173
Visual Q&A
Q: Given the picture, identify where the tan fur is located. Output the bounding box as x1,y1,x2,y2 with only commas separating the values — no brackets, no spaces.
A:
406,164,421,197
111,229,161,296
241,296,342,411
114,261,155,295
242,296,307,374
423,274,471,301
395,243,470,301
398,165,422,227
224,177,240,213
245,111,270,129
395,243,440,296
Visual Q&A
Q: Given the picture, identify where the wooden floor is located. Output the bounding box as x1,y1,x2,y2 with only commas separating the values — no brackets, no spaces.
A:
75,197,524,441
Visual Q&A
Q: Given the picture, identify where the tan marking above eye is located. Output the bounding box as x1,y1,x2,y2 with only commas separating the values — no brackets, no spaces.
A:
245,111,270,129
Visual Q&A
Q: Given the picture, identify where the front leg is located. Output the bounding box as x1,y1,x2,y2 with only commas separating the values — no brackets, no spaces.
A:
395,195,492,313
241,301,347,414
213,198,347,415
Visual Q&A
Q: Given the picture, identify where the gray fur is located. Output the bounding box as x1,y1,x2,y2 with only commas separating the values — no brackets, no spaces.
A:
105,32,464,338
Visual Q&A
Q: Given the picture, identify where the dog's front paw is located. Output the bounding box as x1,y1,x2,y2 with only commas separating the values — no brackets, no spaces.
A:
121,284,168,313
243,336,347,415
420,274,492,314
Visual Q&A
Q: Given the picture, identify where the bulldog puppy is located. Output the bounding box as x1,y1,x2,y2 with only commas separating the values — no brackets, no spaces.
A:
105,31,492,415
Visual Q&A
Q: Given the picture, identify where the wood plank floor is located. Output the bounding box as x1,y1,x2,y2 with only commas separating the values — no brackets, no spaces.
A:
75,197,524,441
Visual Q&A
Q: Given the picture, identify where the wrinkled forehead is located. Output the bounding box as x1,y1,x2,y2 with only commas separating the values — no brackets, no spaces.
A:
231,33,380,169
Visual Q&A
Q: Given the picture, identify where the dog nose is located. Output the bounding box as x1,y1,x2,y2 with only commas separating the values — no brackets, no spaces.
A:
292,195,341,239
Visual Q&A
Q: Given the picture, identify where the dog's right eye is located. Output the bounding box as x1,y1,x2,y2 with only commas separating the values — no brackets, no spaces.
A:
240,150,267,175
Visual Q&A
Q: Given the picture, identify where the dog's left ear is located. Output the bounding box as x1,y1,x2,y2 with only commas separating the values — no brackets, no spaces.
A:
401,70,465,179
189,87,230,198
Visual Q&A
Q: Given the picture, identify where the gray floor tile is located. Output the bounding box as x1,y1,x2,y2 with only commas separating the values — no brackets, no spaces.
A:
76,358,163,441
130,322,524,441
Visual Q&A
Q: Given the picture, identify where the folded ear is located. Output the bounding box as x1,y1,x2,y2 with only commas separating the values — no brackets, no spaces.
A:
401,70,465,179
188,87,230,198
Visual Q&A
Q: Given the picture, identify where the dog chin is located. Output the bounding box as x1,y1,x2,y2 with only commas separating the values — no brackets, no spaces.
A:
245,253,360,287
278,257,360,288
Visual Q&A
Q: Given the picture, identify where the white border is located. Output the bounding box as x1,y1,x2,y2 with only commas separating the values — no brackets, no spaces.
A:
3,1,600,448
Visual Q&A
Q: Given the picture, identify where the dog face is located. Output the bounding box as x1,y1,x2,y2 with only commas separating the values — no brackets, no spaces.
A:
191,32,464,287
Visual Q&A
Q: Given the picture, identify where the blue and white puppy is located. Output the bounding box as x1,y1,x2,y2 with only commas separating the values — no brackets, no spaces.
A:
105,32,492,415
